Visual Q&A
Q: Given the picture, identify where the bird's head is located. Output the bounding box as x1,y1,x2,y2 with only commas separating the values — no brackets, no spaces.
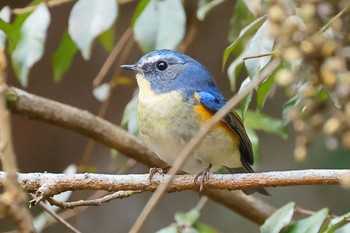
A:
121,49,215,95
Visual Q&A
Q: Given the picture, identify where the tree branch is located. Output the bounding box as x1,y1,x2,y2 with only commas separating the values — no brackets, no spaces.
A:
5,86,275,224
3,170,348,195
45,190,141,209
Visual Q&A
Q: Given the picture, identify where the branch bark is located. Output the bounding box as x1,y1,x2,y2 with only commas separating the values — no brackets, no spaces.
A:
3,170,348,195
5,86,275,224
1,169,349,224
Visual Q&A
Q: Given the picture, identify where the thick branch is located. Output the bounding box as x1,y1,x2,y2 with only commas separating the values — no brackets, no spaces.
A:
5,86,274,224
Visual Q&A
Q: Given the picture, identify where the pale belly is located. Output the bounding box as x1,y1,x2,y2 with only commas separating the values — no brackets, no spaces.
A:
137,89,242,173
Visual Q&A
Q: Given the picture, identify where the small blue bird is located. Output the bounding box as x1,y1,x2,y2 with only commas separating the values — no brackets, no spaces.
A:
121,49,268,195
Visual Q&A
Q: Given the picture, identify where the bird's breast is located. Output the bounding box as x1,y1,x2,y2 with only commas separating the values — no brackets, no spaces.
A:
136,74,242,172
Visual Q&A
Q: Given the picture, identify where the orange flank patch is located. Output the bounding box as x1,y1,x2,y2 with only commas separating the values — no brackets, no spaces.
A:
193,103,239,142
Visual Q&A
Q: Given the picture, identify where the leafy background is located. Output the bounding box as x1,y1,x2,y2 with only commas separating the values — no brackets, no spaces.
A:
0,0,349,232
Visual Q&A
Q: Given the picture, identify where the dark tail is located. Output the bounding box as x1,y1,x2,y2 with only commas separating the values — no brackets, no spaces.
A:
226,164,270,196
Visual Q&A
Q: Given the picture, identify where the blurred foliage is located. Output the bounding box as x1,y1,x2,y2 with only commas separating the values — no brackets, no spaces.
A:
157,209,221,233
0,0,349,232
262,202,350,233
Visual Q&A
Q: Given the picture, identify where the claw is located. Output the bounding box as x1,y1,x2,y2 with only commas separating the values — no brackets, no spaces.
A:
148,167,164,182
194,164,212,194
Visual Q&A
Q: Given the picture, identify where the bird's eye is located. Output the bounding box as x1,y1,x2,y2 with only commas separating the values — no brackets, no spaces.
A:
156,61,168,71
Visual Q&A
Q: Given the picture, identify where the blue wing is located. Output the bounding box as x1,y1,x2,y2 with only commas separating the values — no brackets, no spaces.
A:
195,89,254,168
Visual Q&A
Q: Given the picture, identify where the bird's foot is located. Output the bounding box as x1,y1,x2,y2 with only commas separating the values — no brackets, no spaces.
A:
148,166,171,182
194,164,212,194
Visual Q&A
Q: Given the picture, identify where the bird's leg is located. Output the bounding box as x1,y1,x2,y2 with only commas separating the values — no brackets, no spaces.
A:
148,166,171,182
194,164,213,193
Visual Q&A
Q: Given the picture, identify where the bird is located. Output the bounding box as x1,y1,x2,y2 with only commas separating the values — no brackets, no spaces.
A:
121,49,268,195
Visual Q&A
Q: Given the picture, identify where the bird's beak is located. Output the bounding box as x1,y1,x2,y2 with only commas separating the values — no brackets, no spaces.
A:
120,64,141,72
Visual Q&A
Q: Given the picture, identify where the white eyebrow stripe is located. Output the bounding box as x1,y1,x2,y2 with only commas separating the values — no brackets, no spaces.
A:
144,55,161,64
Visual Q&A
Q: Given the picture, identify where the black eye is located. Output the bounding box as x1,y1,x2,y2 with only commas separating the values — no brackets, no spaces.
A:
156,61,168,71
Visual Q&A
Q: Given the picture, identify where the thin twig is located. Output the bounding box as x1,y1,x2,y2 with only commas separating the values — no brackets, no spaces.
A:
11,0,74,15
46,190,141,209
92,28,133,86
319,6,349,33
194,196,208,211
243,51,277,60
36,200,82,233
178,12,201,54
129,59,282,233
11,0,136,15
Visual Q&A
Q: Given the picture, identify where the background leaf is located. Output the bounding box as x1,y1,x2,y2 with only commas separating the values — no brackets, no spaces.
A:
133,0,186,52
260,202,295,233
52,31,78,82
244,21,274,79
174,209,200,226
131,0,150,27
197,0,225,21
244,111,287,139
239,77,253,118
228,0,255,42
68,0,118,60
323,212,350,233
98,25,116,52
92,83,111,102
257,63,282,110
121,92,139,136
285,208,329,233
12,3,51,87
222,16,266,69
0,7,10,49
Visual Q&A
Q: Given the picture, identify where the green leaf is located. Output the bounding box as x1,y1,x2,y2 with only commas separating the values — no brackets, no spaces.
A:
0,6,10,49
68,0,118,60
194,222,221,233
98,25,116,52
239,77,253,119
222,15,266,70
228,0,255,42
244,21,274,79
227,49,247,92
334,223,350,233
133,0,186,53
197,0,225,21
244,111,287,139
257,75,275,110
257,63,282,110
131,0,150,27
52,30,78,82
285,208,329,233
9,0,43,51
175,209,200,226
12,3,51,87
323,212,350,233
260,202,295,233
282,95,301,125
